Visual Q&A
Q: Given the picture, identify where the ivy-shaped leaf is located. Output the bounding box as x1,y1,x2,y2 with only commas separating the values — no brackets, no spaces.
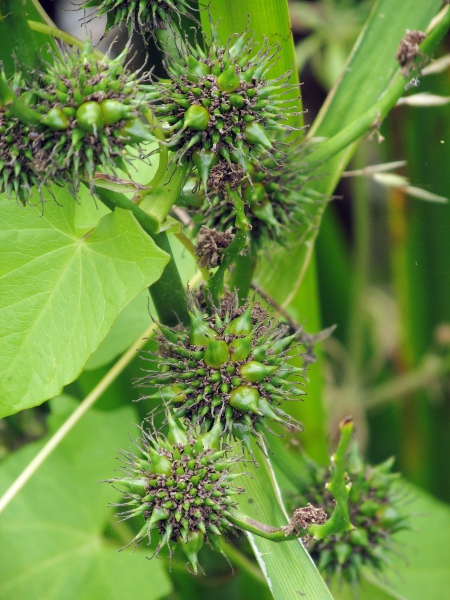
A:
0,191,169,417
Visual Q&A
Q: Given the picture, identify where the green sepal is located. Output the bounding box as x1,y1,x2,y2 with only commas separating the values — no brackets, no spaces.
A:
167,412,188,446
239,361,277,383
189,308,217,345
217,66,240,93
184,104,211,131
147,506,170,528
229,333,253,362
76,101,105,134
113,478,148,496
149,385,186,403
204,339,230,369
192,148,219,190
41,106,69,130
179,530,205,574
243,181,267,206
116,117,155,143
224,305,253,335
147,447,173,476
199,418,223,450
229,385,260,414
229,93,245,109
188,56,211,79
244,121,272,149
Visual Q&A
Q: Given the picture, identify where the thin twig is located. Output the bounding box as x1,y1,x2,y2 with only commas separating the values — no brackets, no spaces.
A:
0,322,157,516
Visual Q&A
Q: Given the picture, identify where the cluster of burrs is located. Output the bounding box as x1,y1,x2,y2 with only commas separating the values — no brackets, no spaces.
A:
81,0,197,35
289,441,409,583
0,39,154,203
138,293,304,450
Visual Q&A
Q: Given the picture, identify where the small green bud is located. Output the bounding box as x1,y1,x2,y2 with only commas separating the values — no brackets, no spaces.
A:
229,93,245,109
41,107,69,130
76,101,105,134
100,98,130,125
217,66,240,93
224,305,253,335
204,339,230,369
229,385,260,414
240,361,277,383
116,117,155,144
184,104,211,131
244,121,272,149
192,149,219,190
189,307,217,345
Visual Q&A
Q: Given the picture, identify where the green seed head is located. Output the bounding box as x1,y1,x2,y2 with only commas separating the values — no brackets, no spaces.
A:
81,0,197,34
4,39,155,199
291,443,409,583
188,142,322,252
149,30,301,191
105,418,243,573
138,294,304,449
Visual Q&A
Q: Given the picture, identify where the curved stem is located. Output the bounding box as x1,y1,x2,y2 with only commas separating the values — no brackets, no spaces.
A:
0,322,157,516
28,20,103,58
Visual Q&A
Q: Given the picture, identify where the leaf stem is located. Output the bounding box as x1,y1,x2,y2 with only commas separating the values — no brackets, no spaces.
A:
0,322,157,516
28,20,103,58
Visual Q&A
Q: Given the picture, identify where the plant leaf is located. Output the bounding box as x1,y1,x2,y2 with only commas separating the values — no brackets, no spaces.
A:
0,192,169,417
0,397,172,600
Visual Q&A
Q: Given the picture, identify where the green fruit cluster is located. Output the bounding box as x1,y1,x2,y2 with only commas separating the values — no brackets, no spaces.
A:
192,143,320,249
139,295,303,449
294,443,408,583
82,0,194,33
0,40,154,202
107,414,243,574
148,31,299,190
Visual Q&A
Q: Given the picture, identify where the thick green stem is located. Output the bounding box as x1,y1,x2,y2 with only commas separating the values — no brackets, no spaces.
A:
28,20,102,57
227,509,297,543
308,417,354,539
229,252,256,304
150,232,189,326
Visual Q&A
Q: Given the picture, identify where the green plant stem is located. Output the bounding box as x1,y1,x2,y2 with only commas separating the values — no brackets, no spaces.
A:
0,322,157,516
0,75,41,124
28,20,103,58
139,161,190,229
305,7,450,167
150,232,189,326
95,187,160,235
308,417,354,539
227,509,297,543
229,252,256,304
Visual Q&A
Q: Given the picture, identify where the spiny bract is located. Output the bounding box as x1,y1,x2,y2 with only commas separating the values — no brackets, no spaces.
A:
138,295,304,449
2,39,154,202
148,30,300,191
82,0,195,34
293,443,409,583
106,414,243,574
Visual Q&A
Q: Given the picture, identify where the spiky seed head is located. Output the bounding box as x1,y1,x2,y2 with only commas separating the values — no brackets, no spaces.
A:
106,416,244,573
81,0,196,34
148,30,301,190
137,294,304,450
3,39,155,202
189,142,323,251
292,443,409,583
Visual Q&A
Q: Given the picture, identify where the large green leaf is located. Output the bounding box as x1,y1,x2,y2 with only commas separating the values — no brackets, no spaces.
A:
0,192,169,417
0,397,172,600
